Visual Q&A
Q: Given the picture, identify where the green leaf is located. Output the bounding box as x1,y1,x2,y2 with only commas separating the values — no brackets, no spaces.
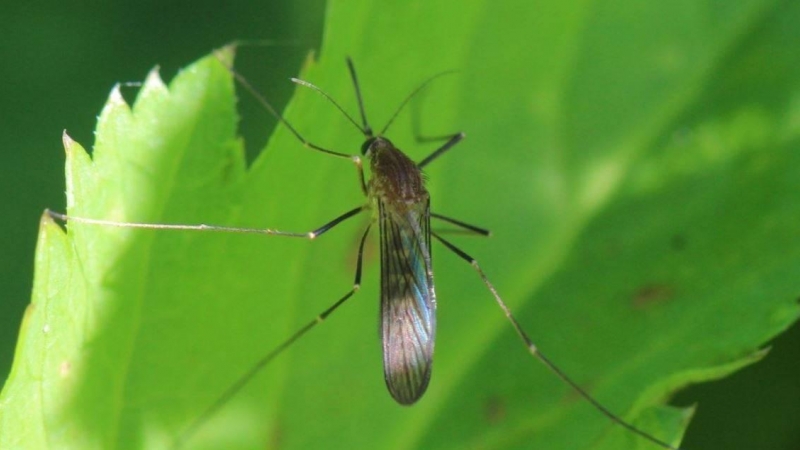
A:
3,1,800,449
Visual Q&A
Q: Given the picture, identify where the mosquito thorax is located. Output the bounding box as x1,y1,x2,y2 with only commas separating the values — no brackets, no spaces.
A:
366,136,428,205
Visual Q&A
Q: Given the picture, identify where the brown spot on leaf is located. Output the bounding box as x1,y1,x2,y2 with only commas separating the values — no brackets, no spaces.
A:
483,396,506,424
265,419,283,449
671,234,687,251
632,284,674,309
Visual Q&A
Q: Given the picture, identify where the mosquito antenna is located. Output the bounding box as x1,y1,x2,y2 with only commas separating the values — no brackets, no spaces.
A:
291,77,367,136
380,69,457,136
346,57,373,137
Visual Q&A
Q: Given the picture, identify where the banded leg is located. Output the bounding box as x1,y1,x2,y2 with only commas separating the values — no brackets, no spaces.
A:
431,232,682,450
173,223,374,449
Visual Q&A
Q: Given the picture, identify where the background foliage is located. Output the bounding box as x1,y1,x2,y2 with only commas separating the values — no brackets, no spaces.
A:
2,0,799,449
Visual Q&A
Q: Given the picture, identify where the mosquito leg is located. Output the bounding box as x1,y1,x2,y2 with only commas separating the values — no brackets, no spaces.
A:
411,104,462,145
415,132,461,144
417,132,464,169
409,86,464,168
216,52,371,196
218,53,370,196
355,157,368,195
430,212,490,237
172,223,373,449
308,206,366,238
431,232,682,450
220,59,352,160
45,205,366,240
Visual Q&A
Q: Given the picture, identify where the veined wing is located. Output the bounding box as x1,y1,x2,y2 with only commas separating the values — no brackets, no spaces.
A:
379,199,436,405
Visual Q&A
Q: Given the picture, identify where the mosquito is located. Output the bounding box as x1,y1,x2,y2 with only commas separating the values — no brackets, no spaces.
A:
47,55,684,450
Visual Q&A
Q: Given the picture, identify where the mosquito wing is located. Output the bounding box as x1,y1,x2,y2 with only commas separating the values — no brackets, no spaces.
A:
379,199,436,405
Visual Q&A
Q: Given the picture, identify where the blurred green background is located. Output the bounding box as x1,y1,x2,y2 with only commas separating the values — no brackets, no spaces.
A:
1,1,798,449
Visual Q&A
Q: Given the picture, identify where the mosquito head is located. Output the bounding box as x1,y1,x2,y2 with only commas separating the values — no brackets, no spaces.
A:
293,60,455,155
361,137,376,156
361,136,395,158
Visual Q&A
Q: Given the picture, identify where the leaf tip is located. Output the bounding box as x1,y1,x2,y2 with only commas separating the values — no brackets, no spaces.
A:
213,45,236,69
144,66,166,91
61,130,75,156
39,209,55,227
98,84,135,125
108,83,126,107
751,346,771,361
681,403,697,422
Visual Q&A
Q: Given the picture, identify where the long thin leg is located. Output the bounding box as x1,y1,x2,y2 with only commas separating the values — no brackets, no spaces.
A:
411,101,462,145
431,232,682,450
216,52,368,194
409,87,464,167
223,60,352,160
172,223,373,449
431,212,490,236
417,132,465,169
414,133,460,144
356,158,368,195
45,206,366,240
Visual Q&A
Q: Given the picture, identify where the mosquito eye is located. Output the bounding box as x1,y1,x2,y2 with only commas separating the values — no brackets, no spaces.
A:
361,137,376,155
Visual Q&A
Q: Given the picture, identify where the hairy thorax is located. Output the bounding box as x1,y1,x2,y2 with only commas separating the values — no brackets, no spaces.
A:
368,138,429,207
